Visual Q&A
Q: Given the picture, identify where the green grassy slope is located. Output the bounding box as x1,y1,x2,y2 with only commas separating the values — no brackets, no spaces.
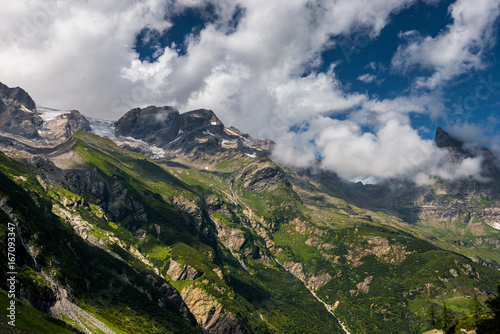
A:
36,132,345,333
0,289,82,334
0,151,199,333
2,129,500,334
159,150,500,333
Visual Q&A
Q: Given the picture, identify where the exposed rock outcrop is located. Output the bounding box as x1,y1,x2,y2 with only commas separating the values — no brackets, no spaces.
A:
0,82,91,142
435,127,463,149
238,159,290,192
0,82,43,138
167,259,203,281
0,82,36,110
38,110,91,142
180,285,247,334
156,280,198,326
114,106,181,147
435,127,500,180
281,261,332,291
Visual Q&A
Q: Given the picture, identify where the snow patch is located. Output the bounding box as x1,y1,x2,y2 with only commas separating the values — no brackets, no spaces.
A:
21,104,35,113
241,140,262,151
88,117,116,140
37,105,70,121
170,136,182,143
90,117,167,162
149,146,166,159
211,121,217,125
120,136,165,159
224,128,239,136
492,222,500,230
203,130,220,138
245,153,257,158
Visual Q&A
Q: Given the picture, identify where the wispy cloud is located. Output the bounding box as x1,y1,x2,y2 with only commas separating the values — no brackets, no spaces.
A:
392,0,500,88
357,73,384,85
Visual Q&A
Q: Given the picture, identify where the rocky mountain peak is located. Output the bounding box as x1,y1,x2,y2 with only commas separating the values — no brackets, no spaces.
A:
0,82,42,138
114,105,273,158
114,105,181,147
434,127,500,183
435,127,463,149
0,81,36,111
0,82,90,142
181,109,225,135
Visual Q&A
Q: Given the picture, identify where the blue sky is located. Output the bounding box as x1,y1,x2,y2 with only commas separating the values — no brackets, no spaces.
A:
323,0,500,142
1,0,499,183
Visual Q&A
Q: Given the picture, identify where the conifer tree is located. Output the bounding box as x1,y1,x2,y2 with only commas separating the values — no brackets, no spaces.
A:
428,304,437,329
441,303,451,330
471,294,482,327
477,284,500,333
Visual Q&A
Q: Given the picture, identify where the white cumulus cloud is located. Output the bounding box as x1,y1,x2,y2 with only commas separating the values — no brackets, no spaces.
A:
392,0,500,88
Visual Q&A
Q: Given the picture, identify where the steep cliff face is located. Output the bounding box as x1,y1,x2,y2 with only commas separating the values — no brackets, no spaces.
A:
0,82,42,138
0,82,36,110
168,260,203,281
114,105,181,146
180,286,247,334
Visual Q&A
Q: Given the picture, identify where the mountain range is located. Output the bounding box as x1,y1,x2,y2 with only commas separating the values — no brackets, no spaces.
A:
0,82,499,334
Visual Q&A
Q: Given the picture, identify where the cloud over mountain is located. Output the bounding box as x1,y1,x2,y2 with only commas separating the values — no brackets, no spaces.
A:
1,0,499,183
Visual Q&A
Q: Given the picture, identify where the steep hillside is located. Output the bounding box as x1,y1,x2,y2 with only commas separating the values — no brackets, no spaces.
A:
0,130,344,333
157,148,500,333
298,128,500,269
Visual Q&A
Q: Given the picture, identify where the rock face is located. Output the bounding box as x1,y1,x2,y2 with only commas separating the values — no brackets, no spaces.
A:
0,82,43,138
180,286,247,334
0,82,91,142
181,109,225,136
238,158,290,192
114,106,223,149
157,281,198,326
39,110,91,142
114,105,274,157
434,127,500,187
435,127,463,149
0,82,36,110
167,259,203,281
114,106,181,147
